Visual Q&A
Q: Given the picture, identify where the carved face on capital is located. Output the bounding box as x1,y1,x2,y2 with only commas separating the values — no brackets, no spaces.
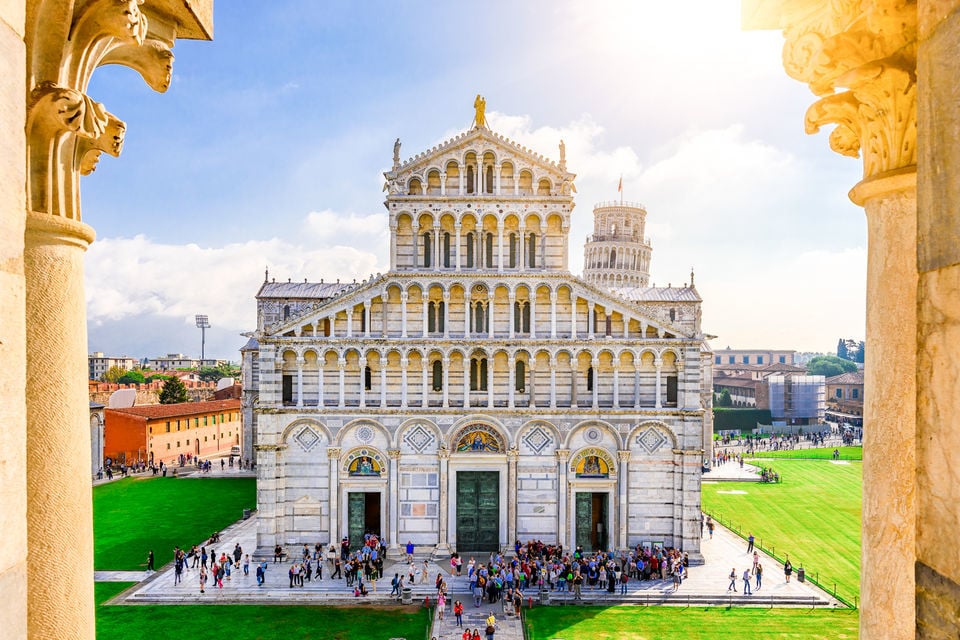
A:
112,0,148,45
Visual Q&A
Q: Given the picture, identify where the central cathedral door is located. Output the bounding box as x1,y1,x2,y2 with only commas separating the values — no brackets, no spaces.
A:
456,471,499,552
575,492,608,552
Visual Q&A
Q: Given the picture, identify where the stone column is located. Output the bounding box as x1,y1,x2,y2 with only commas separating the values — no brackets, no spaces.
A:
381,293,388,337
24,214,96,638
588,304,595,338
327,447,341,544
421,359,429,408
363,302,371,338
443,292,450,338
442,357,450,408
329,313,336,338
434,223,442,269
612,361,620,408
654,359,663,409
346,309,353,337
570,296,577,338
379,350,387,407
400,356,409,408
454,222,462,271
529,362,537,409
497,220,504,273
487,359,494,408
487,299,494,339
358,356,367,408
742,5,923,636
617,450,631,550
400,291,408,338
550,357,557,408
464,292,472,338
507,447,518,545
439,171,447,197
318,360,325,408
463,357,471,409
295,356,304,408
494,162,502,194
389,220,398,270
412,222,419,268
508,291,516,338
508,353,516,408
436,447,451,555
387,449,401,557
519,226,526,270
337,358,346,407
592,356,600,409
422,296,429,337
550,291,558,338
556,449,570,548
529,290,537,339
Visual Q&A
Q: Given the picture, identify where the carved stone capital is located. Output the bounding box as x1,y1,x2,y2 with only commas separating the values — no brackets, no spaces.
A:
327,447,341,460
774,0,917,181
618,450,632,462
78,112,125,175
388,449,401,460
555,448,571,462
101,39,174,92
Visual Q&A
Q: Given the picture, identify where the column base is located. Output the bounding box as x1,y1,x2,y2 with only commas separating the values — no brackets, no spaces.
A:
685,552,705,566
432,543,452,560
386,544,404,560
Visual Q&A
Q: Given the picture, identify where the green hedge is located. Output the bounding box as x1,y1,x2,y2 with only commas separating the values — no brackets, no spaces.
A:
713,408,772,430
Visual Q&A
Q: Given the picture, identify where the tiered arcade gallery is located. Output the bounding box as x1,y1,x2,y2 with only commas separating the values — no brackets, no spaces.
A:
245,116,713,560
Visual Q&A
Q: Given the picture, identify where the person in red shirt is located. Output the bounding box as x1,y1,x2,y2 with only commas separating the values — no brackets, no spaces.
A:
454,600,464,627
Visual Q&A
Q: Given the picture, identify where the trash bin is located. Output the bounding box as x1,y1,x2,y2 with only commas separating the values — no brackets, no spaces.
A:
540,589,550,605
797,566,805,583
401,587,413,605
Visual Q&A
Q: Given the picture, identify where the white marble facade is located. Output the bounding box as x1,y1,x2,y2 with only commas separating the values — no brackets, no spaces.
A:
246,119,713,560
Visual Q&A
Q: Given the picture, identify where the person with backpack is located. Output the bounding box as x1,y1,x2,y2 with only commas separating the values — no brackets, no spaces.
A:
454,600,464,627
485,613,496,640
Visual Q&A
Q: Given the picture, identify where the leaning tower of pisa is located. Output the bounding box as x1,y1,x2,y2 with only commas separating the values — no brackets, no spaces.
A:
582,200,653,288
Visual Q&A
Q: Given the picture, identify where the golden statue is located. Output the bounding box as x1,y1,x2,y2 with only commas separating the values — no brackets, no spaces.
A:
473,94,487,128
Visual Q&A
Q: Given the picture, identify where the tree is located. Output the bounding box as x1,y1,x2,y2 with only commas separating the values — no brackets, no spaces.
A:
117,370,145,385
717,389,733,407
159,377,189,404
837,338,848,360
807,355,858,377
854,340,865,364
102,365,127,383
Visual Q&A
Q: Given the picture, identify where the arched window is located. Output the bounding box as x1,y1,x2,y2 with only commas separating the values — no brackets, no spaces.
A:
473,301,486,333
432,360,443,391
443,232,451,268
465,232,475,268
283,305,290,320
522,302,530,333
509,233,517,268
610,249,616,268
364,366,372,391
528,233,537,268
485,165,494,193
437,300,445,333
586,366,594,391
470,357,488,391
515,360,526,392
428,301,437,333
513,301,524,333
422,232,432,267
485,233,494,268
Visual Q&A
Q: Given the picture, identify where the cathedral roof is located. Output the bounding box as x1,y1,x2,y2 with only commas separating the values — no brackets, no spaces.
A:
387,125,573,182
256,280,357,300
609,285,702,303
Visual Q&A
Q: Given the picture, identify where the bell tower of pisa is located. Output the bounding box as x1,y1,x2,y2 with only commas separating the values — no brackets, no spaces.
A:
582,200,653,288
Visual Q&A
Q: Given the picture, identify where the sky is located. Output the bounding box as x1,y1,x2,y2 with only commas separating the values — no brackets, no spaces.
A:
83,0,867,362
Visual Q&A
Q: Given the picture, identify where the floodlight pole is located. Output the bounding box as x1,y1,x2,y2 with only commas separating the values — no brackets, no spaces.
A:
195,314,210,363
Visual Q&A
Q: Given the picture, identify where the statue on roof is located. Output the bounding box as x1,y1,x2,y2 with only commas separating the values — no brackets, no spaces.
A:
472,94,487,129
393,138,401,169
559,139,566,170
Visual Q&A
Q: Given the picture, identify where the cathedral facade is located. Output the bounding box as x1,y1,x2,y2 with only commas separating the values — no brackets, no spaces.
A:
245,113,713,559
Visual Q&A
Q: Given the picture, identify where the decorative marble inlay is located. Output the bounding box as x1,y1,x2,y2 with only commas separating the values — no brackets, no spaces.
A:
294,426,321,452
584,427,602,443
637,427,668,454
522,426,553,455
403,424,435,453
356,425,374,444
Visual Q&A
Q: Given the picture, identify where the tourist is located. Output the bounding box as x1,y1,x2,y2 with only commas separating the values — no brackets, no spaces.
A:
199,566,207,594
706,518,714,539
454,599,464,627
747,532,755,553
472,629,482,640
233,543,243,568
727,567,737,592
146,550,154,572
572,571,583,600
784,556,793,583
742,569,752,595
485,613,497,640
755,563,763,590
243,554,250,576
752,551,759,574
437,591,446,620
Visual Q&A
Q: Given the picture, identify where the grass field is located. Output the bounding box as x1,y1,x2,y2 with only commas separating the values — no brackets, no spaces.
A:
525,606,859,639
94,476,255,570
746,447,863,461
96,582,431,640
702,459,861,603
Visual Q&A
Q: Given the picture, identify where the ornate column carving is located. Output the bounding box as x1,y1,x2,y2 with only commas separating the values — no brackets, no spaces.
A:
556,449,571,548
745,4,919,637
23,4,212,638
327,447,341,544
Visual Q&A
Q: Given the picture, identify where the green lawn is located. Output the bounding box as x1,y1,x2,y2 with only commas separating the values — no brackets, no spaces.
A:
96,582,431,640
746,447,863,461
703,459,861,603
525,606,859,639
94,476,255,570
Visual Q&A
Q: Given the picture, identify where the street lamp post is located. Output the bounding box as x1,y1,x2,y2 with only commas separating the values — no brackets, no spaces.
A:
195,314,210,364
